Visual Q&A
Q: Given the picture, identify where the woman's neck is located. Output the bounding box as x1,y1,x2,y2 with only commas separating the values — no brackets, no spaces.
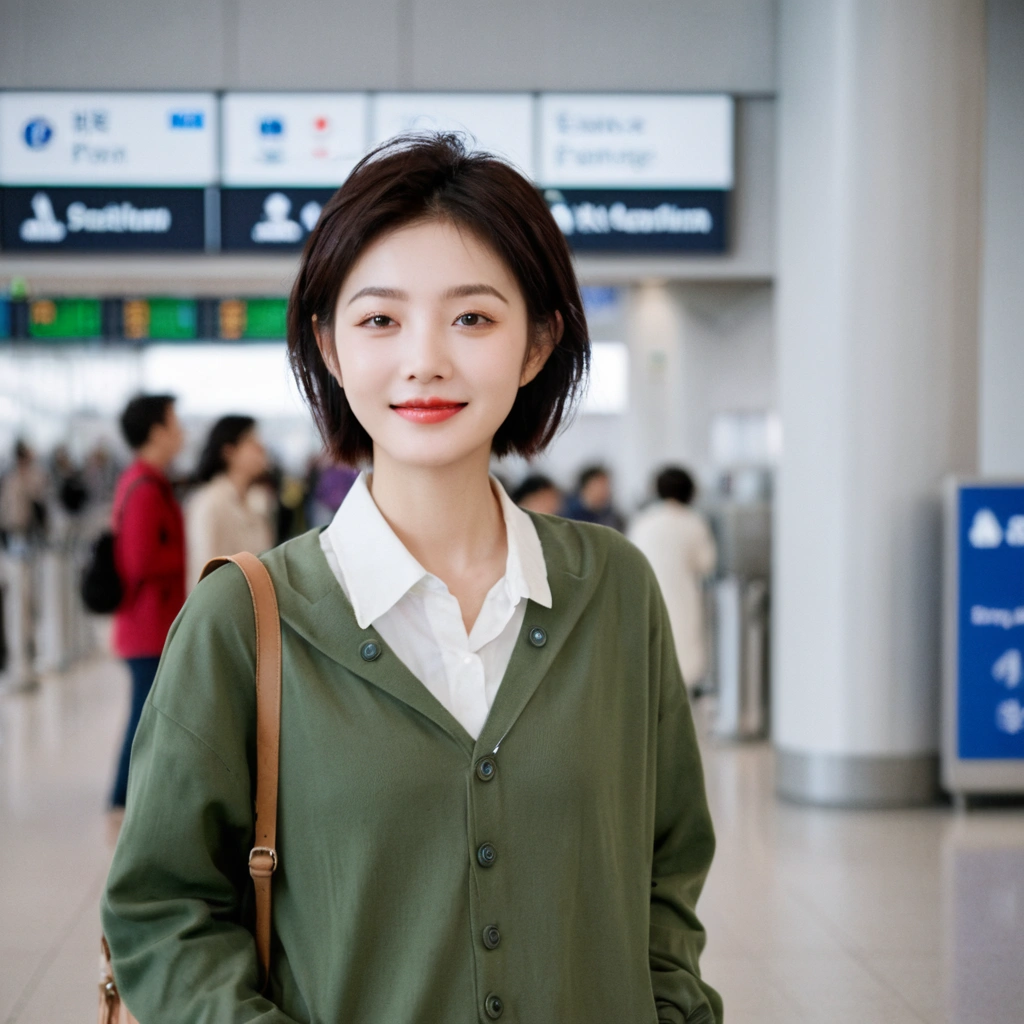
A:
368,445,506,594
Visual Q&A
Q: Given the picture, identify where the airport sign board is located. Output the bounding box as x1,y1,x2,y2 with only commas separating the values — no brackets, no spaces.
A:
0,186,207,251
221,93,368,187
538,94,733,190
943,480,1024,797
0,92,217,186
220,186,334,252
371,93,534,177
544,187,727,253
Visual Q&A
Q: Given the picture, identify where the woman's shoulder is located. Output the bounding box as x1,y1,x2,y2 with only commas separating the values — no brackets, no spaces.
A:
529,512,656,588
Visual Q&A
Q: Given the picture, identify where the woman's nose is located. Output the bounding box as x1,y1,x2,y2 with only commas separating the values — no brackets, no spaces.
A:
403,322,453,382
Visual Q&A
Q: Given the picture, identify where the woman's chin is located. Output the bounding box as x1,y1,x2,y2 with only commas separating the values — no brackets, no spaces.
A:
375,438,491,473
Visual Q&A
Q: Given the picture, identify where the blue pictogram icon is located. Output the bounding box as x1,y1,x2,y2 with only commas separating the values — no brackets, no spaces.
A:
23,118,54,149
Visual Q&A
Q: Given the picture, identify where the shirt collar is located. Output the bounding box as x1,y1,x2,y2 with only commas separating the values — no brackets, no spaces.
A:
325,471,551,630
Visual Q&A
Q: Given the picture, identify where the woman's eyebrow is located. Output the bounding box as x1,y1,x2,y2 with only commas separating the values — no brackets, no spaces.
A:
347,286,408,306
443,283,509,304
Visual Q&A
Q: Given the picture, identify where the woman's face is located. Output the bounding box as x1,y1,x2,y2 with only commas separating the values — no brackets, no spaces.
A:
323,219,552,471
226,429,267,484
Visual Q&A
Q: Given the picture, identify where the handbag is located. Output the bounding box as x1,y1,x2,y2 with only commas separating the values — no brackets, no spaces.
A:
99,551,283,1023
81,476,154,614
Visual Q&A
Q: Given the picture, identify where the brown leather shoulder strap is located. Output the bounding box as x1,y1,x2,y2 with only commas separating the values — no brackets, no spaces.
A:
200,552,281,991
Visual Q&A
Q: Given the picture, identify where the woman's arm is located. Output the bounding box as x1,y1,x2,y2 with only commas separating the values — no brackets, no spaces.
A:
102,564,299,1023
648,580,723,1024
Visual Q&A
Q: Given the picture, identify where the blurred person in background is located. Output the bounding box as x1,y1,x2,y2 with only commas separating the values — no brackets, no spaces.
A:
0,439,48,543
511,472,563,515
84,443,120,506
628,466,717,687
562,463,624,531
305,452,359,527
109,395,186,811
0,439,48,689
186,415,273,591
52,445,89,517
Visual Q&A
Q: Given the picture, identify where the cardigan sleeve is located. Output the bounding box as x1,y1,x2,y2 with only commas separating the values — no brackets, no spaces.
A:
648,577,723,1024
101,563,301,1024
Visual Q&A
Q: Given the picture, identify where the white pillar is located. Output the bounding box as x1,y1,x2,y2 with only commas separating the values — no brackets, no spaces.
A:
979,0,1024,476
774,0,985,804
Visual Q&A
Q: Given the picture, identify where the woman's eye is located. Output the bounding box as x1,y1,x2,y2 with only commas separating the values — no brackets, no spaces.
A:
365,314,394,328
456,313,490,327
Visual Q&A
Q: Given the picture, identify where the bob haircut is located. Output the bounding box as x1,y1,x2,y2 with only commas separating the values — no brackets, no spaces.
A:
287,133,590,464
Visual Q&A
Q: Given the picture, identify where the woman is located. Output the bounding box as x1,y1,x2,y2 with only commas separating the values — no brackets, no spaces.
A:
103,135,721,1024
628,466,718,687
185,415,273,590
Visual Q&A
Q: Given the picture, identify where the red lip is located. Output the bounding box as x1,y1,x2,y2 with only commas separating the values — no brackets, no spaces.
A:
391,398,468,424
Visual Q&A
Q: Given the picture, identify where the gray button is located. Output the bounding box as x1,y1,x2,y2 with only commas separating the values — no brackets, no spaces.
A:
482,924,501,949
360,640,381,662
477,843,497,868
528,626,547,647
485,993,504,1019
475,757,496,782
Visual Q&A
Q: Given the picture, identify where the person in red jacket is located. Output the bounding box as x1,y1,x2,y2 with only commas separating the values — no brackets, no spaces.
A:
110,394,186,810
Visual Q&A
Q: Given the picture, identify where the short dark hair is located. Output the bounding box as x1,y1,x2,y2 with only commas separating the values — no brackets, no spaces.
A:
196,415,256,483
120,394,175,451
577,464,609,491
656,466,696,505
287,133,590,464
510,473,558,506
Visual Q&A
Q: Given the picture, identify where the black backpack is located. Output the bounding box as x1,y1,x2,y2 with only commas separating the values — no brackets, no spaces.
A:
80,477,152,614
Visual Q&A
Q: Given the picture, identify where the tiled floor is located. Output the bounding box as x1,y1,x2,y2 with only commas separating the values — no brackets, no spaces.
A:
2,656,1023,1023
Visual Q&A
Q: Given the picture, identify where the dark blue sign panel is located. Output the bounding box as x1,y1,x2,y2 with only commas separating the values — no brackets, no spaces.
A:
220,187,335,252
0,187,205,251
543,188,727,253
957,485,1024,759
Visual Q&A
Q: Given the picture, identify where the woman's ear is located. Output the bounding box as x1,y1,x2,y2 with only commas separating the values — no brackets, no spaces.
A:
520,310,564,387
313,314,343,387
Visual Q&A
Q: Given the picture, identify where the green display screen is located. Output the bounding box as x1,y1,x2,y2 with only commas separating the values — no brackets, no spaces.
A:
28,298,103,339
219,298,288,340
124,298,198,341
242,298,288,340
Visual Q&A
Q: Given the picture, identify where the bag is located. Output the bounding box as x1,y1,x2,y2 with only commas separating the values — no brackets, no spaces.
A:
99,552,282,1023
80,477,152,614
81,532,122,613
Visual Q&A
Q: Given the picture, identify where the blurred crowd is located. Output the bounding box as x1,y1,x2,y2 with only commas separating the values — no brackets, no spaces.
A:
0,393,718,814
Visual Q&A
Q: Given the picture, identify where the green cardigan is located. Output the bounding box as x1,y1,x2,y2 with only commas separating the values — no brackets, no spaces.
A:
102,515,722,1024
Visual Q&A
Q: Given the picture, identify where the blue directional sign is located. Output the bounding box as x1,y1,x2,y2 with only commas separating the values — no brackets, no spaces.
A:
955,485,1024,760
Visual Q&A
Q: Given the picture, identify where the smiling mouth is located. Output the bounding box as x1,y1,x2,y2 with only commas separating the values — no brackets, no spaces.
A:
390,400,468,424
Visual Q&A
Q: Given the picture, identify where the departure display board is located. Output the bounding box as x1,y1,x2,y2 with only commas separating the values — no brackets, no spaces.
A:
218,298,288,340
123,298,198,341
28,297,102,339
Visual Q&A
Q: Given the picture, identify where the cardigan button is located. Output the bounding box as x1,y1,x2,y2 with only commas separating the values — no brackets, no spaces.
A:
485,993,504,1019
360,640,382,662
528,626,547,647
482,924,501,949
476,843,497,868
475,757,496,782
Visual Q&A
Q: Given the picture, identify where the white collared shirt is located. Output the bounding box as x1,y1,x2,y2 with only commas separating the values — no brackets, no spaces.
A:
319,472,552,739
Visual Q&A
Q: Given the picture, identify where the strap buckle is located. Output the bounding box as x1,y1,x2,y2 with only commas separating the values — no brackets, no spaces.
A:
249,846,278,877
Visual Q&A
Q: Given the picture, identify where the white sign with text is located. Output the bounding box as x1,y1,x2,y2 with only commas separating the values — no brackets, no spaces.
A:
0,92,218,186
539,94,734,189
371,94,534,177
221,93,369,187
